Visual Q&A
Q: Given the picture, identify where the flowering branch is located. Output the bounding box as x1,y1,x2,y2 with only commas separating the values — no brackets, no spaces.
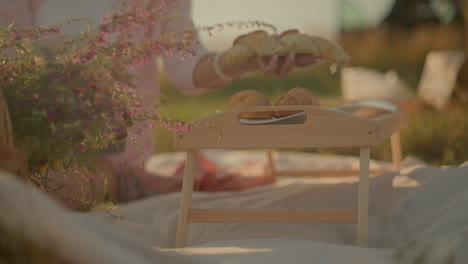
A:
0,0,276,207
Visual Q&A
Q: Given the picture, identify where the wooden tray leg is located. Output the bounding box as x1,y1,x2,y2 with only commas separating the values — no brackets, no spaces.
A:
266,149,277,180
391,132,402,170
175,150,197,248
357,147,370,247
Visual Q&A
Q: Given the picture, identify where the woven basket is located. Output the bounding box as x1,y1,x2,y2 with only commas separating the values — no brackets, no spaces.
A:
0,90,28,178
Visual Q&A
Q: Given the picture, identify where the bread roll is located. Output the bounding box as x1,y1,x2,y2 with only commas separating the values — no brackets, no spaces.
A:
227,89,273,119
274,87,319,117
223,30,288,65
279,30,351,67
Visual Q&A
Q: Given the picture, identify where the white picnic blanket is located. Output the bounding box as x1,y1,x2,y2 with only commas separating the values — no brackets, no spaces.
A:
1,150,468,264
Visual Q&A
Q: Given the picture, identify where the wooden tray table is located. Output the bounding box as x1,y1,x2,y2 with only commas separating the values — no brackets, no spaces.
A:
173,102,405,248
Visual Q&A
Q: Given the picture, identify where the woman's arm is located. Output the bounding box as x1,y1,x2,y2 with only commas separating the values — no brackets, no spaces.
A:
161,0,321,94
161,0,220,94
192,52,257,88
160,1,261,93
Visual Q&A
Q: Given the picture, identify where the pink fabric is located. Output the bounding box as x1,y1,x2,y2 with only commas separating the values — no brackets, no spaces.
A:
0,0,44,27
113,154,274,202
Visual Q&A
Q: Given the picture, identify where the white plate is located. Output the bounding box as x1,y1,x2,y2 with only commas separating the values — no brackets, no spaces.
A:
239,111,307,125
352,100,398,112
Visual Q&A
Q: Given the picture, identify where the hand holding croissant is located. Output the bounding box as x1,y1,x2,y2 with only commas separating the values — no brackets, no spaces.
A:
218,29,350,79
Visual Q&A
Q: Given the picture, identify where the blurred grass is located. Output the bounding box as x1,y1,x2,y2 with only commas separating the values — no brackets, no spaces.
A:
155,26,468,166
401,104,467,166
340,25,464,88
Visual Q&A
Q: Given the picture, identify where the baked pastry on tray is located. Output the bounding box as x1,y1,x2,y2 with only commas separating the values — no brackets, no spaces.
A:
274,87,320,117
227,89,274,119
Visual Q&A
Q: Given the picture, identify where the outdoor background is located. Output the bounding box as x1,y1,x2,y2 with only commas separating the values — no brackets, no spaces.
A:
155,0,467,166
192,0,393,50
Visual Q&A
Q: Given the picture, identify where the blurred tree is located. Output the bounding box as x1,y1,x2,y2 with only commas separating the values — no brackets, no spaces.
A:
462,0,468,53
382,0,463,29
455,0,467,98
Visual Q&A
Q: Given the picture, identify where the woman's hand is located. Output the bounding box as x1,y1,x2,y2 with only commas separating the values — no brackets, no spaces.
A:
193,51,322,89
219,52,322,79
256,53,322,77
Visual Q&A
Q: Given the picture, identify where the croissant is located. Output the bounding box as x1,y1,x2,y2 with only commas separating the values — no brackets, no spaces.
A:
274,87,320,117
227,89,274,119
223,30,288,65
278,30,351,67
